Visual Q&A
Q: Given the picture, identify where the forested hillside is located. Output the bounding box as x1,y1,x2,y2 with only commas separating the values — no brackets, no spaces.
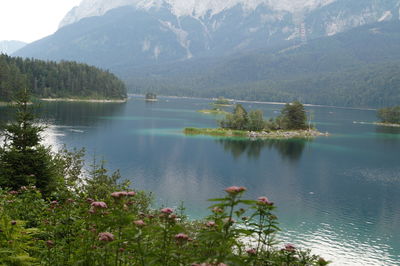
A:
126,21,400,108
0,54,127,101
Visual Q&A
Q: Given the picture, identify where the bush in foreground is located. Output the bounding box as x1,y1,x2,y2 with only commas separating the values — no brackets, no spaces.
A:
0,182,329,265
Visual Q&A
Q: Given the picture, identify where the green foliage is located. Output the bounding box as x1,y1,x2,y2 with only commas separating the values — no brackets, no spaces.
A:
220,102,308,132
377,106,400,124
0,90,62,196
0,183,328,265
0,54,126,102
279,101,308,130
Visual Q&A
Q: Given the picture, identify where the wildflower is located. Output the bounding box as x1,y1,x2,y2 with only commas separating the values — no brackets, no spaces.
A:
246,248,257,255
98,232,115,242
212,207,224,213
127,191,136,196
86,198,94,203
51,200,58,205
133,220,146,227
66,198,75,203
161,208,173,214
20,186,28,191
258,196,273,206
11,220,17,226
206,221,216,227
119,248,125,252
224,186,246,195
111,191,128,198
9,191,18,195
91,201,108,209
223,217,235,224
175,233,189,241
284,243,296,252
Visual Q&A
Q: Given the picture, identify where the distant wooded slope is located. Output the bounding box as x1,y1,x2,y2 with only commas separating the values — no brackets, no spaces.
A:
0,54,127,101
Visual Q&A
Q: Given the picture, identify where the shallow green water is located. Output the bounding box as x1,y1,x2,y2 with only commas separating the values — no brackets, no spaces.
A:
1,96,399,265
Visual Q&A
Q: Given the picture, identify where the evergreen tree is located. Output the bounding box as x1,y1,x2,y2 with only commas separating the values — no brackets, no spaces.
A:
279,101,308,130
0,90,60,196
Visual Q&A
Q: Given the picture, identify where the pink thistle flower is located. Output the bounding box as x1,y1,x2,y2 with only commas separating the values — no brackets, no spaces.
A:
133,220,146,226
111,191,128,198
246,248,257,255
86,198,94,203
161,208,173,214
224,186,246,195
98,232,115,242
127,191,136,196
212,207,224,213
50,200,58,205
91,201,108,209
258,196,273,206
284,243,296,252
9,191,18,195
66,198,75,204
206,221,216,227
175,233,189,241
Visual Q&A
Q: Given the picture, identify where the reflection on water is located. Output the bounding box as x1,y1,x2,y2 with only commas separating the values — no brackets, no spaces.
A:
217,138,309,161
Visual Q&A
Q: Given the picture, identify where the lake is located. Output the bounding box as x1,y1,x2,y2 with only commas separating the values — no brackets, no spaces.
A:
1,96,399,265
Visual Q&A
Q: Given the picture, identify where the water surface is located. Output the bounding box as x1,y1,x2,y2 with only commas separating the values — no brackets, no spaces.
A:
1,96,399,265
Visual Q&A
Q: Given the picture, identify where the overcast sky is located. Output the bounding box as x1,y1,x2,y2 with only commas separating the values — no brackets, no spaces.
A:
0,0,81,43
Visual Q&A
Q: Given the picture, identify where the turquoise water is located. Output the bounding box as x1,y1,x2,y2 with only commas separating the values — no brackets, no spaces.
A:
2,96,399,265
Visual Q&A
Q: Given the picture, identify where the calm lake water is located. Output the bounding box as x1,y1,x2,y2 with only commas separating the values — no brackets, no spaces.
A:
2,96,400,265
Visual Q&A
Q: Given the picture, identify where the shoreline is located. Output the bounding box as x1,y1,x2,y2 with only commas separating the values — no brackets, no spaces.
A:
353,121,400,127
184,127,329,139
40,98,128,103
128,94,376,111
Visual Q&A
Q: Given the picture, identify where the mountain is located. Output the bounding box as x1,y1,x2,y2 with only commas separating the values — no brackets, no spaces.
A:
15,0,400,70
125,20,400,107
14,0,400,107
0,41,26,55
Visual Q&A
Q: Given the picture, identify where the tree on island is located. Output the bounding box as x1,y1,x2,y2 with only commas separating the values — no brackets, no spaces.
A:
220,101,309,131
279,101,308,130
0,90,61,196
377,106,400,124
145,92,157,101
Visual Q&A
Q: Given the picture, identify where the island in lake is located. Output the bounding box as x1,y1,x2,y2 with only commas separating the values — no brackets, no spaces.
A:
186,101,328,139
145,92,158,102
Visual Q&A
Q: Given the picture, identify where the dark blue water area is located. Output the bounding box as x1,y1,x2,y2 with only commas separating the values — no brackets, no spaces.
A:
1,96,399,265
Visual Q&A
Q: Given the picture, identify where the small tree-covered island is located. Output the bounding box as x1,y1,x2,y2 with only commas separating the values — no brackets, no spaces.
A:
186,101,328,139
376,106,400,127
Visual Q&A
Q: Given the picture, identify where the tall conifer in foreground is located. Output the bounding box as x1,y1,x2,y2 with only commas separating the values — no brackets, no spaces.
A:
0,90,60,196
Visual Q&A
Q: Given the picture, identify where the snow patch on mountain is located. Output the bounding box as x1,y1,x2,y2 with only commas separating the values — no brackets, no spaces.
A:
59,0,337,28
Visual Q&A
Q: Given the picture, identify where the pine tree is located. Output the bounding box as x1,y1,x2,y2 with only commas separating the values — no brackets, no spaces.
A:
280,101,308,130
0,90,60,196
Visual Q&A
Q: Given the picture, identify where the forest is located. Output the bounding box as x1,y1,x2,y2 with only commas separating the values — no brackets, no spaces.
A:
0,54,127,102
